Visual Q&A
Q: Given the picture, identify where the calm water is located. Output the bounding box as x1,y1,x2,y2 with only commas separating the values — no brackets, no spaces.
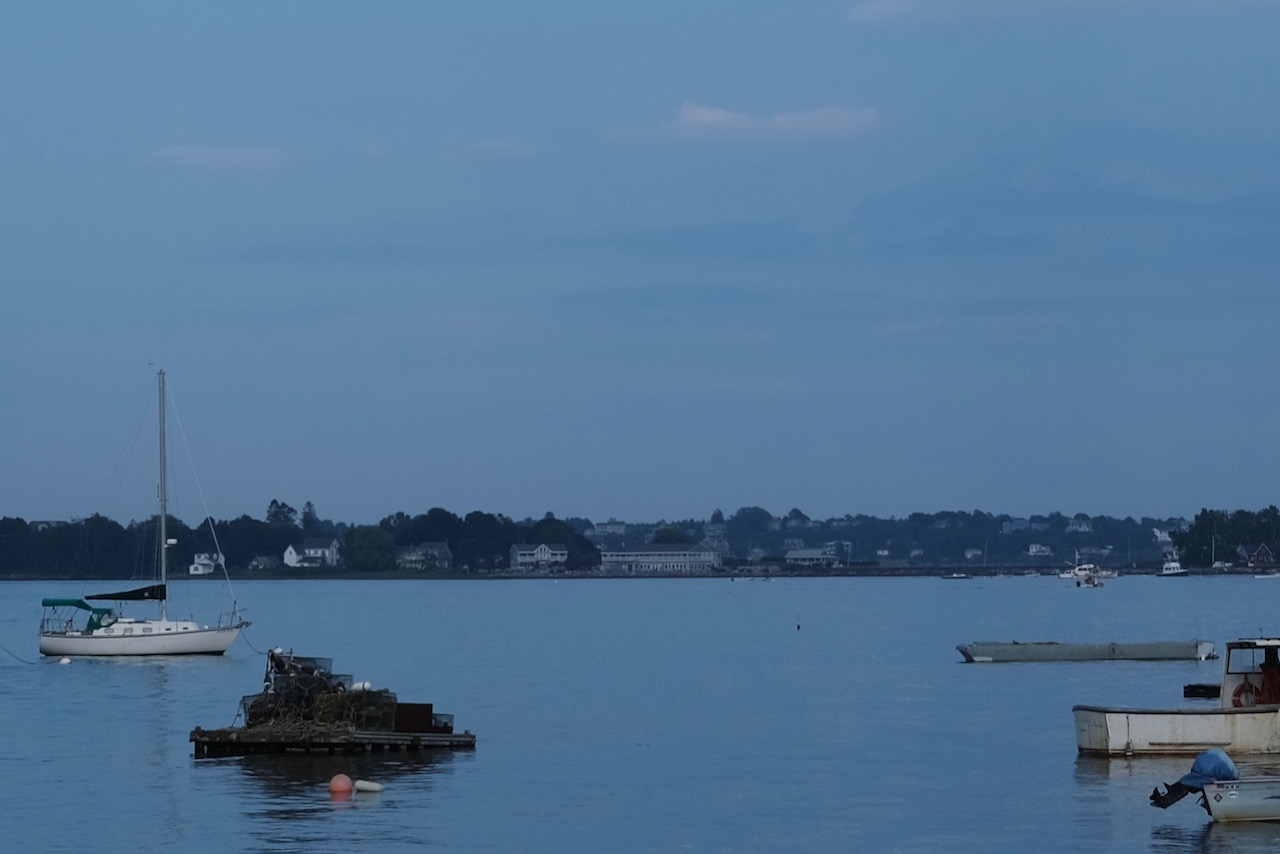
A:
4,575,1280,853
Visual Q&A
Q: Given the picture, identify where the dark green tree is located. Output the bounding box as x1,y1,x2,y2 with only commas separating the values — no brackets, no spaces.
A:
343,526,396,572
652,526,695,544
301,502,319,533
266,499,298,526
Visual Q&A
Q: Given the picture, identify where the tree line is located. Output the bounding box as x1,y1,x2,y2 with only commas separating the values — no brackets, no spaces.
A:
5,501,1275,580
1172,507,1280,567
0,500,600,579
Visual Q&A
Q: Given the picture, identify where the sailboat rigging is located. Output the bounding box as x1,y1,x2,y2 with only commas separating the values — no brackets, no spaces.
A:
39,369,249,656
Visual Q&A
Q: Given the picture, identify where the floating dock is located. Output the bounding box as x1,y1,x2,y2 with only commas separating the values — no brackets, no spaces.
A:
190,648,476,758
191,723,476,757
956,639,1216,663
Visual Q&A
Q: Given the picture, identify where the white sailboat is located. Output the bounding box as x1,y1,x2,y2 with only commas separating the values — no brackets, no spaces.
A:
38,370,249,656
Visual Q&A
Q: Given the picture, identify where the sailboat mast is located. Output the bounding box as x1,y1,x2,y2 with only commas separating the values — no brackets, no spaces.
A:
158,369,168,621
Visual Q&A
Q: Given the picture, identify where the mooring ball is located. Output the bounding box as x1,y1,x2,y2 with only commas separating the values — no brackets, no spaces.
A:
329,774,353,794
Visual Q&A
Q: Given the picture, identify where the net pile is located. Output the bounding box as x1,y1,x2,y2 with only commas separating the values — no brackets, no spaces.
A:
241,649,397,732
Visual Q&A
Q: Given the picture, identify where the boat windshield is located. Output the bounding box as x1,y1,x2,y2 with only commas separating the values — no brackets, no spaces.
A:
1227,645,1274,674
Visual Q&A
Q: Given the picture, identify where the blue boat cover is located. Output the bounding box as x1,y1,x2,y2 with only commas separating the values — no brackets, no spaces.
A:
1179,748,1240,789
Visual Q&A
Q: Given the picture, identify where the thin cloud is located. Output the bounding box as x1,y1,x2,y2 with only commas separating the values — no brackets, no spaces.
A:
669,103,883,140
151,145,286,171
467,139,538,160
846,0,1205,24
847,0,929,22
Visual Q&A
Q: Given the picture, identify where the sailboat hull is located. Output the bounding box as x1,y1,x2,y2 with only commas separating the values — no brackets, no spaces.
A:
39,620,246,657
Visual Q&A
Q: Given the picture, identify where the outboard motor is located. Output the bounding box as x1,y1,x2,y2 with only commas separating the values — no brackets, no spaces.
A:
1150,748,1240,810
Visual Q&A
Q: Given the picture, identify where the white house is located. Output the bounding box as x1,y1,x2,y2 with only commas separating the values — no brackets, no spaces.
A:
396,542,453,572
284,537,341,568
189,552,221,576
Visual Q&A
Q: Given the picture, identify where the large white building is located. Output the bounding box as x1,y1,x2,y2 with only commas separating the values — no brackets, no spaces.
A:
599,543,721,575
785,548,839,568
509,543,570,572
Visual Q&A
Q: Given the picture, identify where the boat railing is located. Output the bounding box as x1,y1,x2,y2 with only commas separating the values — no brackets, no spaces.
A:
39,615,76,633
216,608,247,629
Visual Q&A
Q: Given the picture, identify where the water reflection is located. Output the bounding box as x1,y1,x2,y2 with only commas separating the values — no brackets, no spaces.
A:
200,751,466,852
1151,820,1280,854
230,749,460,802
207,750,462,818
1074,754,1192,786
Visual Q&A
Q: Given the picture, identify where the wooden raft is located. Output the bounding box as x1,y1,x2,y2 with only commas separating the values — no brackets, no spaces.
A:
190,724,477,757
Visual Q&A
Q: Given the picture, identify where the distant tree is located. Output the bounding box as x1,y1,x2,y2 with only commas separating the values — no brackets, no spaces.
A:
421,507,464,543
652,526,694,544
301,502,319,533
729,507,773,534
453,511,518,571
343,526,396,572
0,516,33,576
710,508,725,524
526,514,601,570
562,517,595,535
266,499,298,526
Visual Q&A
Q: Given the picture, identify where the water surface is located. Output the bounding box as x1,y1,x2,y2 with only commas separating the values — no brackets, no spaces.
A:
4,575,1279,852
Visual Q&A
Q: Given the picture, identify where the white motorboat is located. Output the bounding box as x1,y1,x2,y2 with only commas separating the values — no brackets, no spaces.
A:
1059,553,1117,584
39,370,248,657
1074,638,1280,755
1150,748,1280,822
1158,559,1190,577
1202,776,1280,822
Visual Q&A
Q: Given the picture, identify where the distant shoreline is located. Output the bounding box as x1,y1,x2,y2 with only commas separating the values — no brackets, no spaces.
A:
8,565,1251,583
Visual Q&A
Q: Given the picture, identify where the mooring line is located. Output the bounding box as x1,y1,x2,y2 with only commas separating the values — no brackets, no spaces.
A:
0,639,38,665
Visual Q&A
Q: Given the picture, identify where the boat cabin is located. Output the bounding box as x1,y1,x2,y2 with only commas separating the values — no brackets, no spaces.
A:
1220,639,1280,709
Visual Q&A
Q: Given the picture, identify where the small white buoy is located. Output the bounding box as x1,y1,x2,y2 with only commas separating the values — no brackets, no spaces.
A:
59,657,72,665
354,780,384,793
351,681,373,692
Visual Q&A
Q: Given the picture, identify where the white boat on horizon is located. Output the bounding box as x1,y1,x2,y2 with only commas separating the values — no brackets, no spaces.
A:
1158,559,1190,577
39,370,248,657
1075,638,1280,756
1059,553,1117,584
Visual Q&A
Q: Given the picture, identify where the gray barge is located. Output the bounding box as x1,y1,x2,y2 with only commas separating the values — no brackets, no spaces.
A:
956,639,1216,663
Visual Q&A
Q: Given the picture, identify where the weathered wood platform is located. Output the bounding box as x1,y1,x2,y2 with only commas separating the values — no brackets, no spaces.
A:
191,725,477,758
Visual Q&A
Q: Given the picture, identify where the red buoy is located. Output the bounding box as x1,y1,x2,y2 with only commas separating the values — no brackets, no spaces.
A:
329,774,353,795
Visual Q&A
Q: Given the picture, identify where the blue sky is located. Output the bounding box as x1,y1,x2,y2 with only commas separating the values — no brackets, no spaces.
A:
4,1,1278,527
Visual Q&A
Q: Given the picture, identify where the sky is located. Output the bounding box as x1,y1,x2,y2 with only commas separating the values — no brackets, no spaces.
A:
4,1,1279,528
